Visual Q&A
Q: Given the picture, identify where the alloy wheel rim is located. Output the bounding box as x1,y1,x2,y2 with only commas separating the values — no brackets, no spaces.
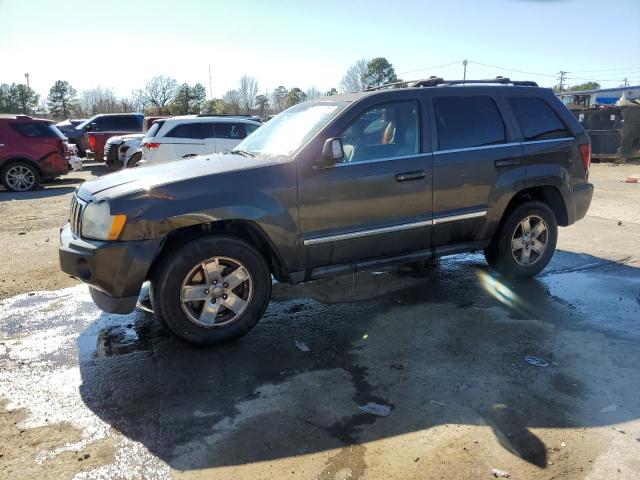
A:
6,165,35,191
180,256,253,328
511,215,549,266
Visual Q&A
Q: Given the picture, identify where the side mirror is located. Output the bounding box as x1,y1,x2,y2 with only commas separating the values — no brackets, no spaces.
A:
320,137,344,165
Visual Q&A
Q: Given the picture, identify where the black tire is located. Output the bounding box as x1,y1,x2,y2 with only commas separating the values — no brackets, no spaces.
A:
151,235,272,345
127,152,142,168
1,161,40,192
484,201,557,278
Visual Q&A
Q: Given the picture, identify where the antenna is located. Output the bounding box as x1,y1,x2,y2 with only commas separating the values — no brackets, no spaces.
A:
208,64,213,100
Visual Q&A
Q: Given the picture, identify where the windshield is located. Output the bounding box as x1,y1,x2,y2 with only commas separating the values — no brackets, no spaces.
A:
76,115,98,130
233,101,348,157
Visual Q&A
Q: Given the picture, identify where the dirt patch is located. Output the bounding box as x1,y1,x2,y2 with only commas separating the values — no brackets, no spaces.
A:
0,400,116,480
0,167,106,300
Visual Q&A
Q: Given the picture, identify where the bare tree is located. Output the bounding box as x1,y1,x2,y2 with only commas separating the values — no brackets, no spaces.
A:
271,86,288,113
255,94,270,116
238,75,259,113
222,90,241,114
79,87,119,116
140,76,177,114
340,59,369,92
305,86,321,100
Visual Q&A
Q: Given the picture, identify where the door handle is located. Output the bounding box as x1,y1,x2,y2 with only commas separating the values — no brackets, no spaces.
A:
495,159,520,167
396,170,426,182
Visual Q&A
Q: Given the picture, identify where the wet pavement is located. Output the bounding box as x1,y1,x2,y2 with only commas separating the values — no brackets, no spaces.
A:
1,247,640,479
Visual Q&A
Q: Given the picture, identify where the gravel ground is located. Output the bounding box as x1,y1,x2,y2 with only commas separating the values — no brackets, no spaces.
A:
0,161,639,479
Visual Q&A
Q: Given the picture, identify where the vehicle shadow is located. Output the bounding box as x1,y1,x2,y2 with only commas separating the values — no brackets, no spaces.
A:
77,250,640,473
0,186,77,199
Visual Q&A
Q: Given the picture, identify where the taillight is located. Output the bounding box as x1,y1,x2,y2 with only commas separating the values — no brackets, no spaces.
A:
88,135,96,149
578,143,591,176
58,140,70,158
143,142,160,150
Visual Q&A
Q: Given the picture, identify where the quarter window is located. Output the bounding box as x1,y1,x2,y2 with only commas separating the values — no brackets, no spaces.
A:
339,100,420,163
434,96,506,150
165,122,212,139
508,97,571,141
10,122,58,138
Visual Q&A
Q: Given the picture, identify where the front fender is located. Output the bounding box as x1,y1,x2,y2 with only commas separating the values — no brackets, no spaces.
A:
112,162,300,271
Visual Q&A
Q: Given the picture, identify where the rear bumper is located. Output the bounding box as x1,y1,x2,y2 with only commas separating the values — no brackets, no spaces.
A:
568,182,594,224
40,153,71,177
58,223,162,314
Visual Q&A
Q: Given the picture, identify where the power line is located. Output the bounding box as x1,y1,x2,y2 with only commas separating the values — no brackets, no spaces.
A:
467,60,557,78
568,66,640,73
399,60,463,76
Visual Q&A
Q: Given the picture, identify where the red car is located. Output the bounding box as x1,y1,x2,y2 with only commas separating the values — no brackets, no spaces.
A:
0,115,72,192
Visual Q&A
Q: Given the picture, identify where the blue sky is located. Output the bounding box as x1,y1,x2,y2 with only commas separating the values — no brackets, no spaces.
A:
1,0,639,99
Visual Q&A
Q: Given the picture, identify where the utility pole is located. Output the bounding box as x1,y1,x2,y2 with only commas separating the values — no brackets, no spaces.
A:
558,70,567,92
24,73,30,90
463,59,468,82
208,64,213,100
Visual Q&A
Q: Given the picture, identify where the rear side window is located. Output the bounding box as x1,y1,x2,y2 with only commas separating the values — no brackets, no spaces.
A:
165,122,212,139
214,123,246,139
244,123,259,135
116,115,142,130
145,120,165,138
434,96,506,150
97,115,141,131
508,97,571,141
10,122,58,138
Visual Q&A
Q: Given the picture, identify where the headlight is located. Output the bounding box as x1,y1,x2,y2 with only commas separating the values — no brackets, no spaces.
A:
81,201,127,240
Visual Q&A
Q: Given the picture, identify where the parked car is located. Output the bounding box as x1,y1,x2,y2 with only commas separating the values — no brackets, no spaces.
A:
67,143,83,172
140,115,261,165
80,113,144,161
118,134,145,168
0,115,73,191
59,78,593,345
103,117,167,169
54,118,87,154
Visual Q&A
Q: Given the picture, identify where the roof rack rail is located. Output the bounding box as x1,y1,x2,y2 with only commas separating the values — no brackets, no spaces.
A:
196,113,256,117
364,76,538,91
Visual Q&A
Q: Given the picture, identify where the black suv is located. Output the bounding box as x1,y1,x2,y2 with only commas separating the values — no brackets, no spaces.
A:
59,78,593,345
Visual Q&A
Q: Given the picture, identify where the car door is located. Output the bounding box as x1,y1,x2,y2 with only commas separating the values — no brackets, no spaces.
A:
430,94,522,246
161,122,208,161
214,122,246,153
202,122,216,153
298,98,433,268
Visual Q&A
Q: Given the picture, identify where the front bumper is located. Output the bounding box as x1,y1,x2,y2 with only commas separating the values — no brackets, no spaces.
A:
58,223,162,314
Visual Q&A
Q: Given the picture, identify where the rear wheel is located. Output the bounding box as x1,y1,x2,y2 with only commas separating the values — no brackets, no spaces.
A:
2,161,40,192
151,235,271,345
484,201,557,278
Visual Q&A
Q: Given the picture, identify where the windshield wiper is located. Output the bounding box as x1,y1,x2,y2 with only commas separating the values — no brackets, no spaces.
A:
229,149,255,158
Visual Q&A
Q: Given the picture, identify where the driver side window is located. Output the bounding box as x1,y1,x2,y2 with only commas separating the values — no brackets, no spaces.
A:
340,100,419,163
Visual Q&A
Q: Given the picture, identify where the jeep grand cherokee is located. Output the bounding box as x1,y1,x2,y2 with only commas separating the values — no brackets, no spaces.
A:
59,77,593,345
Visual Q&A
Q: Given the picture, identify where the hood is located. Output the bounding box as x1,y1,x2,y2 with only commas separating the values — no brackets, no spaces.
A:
118,133,145,141
106,135,124,144
76,153,284,201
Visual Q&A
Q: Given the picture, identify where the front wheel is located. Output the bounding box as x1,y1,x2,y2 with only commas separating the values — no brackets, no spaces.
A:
484,201,557,278
126,152,142,168
151,235,272,345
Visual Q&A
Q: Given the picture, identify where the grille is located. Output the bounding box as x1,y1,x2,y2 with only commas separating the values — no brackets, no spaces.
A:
69,195,85,236
104,141,121,163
